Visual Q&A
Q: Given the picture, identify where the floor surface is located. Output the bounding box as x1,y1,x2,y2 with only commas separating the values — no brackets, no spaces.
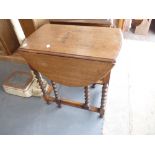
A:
1,35,155,135
103,38,155,134
0,60,103,135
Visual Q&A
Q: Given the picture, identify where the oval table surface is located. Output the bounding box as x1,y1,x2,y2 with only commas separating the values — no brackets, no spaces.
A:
18,24,122,87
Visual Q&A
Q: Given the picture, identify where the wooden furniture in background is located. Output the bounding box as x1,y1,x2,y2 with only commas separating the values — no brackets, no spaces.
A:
134,19,152,35
18,24,122,118
18,19,35,37
19,19,114,38
50,19,113,27
0,19,49,61
0,19,20,55
0,41,6,55
19,19,50,37
131,19,143,29
117,19,125,30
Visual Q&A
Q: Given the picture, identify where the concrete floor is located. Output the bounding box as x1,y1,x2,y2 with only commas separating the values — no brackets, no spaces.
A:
0,60,103,135
103,38,155,134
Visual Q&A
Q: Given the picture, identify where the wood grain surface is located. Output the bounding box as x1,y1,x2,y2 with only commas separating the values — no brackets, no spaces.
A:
19,24,122,86
50,19,112,27
19,24,122,62
0,19,20,55
21,52,114,86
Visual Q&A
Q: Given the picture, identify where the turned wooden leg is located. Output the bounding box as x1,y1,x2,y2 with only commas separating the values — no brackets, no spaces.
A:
83,86,89,109
51,81,61,108
91,84,96,88
31,68,50,104
99,83,108,118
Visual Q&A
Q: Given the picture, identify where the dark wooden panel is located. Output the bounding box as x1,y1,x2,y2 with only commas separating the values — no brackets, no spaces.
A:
0,19,20,55
19,19,50,37
19,19,35,37
50,19,112,27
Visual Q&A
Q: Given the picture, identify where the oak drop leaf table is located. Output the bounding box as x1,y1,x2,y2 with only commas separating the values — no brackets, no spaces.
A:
18,24,122,118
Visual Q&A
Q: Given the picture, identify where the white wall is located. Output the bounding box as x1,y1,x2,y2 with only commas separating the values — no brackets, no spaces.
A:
10,19,25,44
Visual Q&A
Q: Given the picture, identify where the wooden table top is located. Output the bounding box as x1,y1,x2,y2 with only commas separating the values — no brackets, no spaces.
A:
19,24,122,62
